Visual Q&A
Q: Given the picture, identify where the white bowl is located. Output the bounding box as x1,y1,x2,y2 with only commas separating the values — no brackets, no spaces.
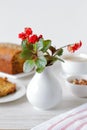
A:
61,53,87,75
66,75,87,98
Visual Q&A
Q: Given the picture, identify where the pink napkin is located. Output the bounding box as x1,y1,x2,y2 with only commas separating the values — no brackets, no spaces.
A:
31,103,87,130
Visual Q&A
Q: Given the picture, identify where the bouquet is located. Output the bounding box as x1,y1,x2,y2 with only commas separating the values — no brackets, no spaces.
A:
18,27,82,73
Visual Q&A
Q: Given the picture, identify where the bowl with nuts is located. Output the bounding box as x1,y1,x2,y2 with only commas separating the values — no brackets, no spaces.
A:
66,75,87,98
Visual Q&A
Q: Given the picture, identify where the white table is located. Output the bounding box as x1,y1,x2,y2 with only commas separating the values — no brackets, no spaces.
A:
0,62,87,130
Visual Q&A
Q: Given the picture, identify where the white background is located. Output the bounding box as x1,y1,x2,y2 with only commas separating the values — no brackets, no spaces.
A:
0,0,87,52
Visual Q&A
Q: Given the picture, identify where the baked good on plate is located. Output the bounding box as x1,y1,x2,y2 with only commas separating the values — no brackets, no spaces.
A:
0,77,16,97
0,43,25,74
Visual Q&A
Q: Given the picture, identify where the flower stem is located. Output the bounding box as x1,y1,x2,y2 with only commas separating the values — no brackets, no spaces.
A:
57,43,74,50
53,43,74,56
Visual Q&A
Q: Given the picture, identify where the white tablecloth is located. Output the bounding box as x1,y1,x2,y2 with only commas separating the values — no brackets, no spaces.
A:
0,62,87,130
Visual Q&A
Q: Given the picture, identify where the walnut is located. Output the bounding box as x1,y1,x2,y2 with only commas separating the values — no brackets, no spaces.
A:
70,78,87,85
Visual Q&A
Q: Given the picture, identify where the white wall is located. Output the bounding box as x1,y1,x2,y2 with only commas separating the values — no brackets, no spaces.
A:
0,0,87,53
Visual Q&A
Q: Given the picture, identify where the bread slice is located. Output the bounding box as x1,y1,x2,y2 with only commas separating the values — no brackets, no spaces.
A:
0,77,16,97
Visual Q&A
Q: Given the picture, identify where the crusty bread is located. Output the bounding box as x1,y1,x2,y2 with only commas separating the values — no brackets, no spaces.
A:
0,43,25,74
0,77,16,97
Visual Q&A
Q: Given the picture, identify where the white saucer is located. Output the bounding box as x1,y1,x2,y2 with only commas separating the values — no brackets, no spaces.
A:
0,68,35,79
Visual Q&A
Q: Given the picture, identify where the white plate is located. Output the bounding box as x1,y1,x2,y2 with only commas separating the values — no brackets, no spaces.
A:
0,82,26,103
0,69,35,79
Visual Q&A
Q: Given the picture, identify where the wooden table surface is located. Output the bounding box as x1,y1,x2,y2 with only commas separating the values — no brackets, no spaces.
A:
0,62,87,130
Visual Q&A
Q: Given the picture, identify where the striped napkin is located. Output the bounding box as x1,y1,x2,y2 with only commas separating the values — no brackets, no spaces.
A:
31,103,87,130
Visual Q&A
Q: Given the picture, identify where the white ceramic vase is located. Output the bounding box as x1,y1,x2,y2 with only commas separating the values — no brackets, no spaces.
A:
26,67,62,110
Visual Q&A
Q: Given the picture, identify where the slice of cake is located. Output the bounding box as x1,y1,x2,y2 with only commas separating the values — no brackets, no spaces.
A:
0,77,16,97
0,43,25,74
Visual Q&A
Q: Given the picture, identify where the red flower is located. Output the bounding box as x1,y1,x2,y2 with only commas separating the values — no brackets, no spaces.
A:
24,27,32,36
18,27,43,44
67,41,82,53
38,35,43,40
18,32,26,40
79,40,82,47
28,34,38,44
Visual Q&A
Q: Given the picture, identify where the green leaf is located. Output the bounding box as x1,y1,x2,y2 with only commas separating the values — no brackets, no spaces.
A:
55,48,63,56
23,60,35,73
21,40,27,50
41,40,51,52
49,46,57,55
22,40,33,50
50,57,64,65
33,44,37,52
21,41,34,59
33,38,43,52
45,55,58,66
20,50,33,59
36,38,44,50
27,44,33,50
45,55,64,66
57,57,64,62
35,56,47,69
37,51,44,57
36,67,45,73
